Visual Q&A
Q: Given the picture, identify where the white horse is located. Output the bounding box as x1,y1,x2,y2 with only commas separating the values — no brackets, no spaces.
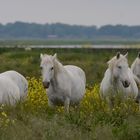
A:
0,70,28,105
40,53,86,112
100,52,138,107
131,52,140,101
131,52,140,83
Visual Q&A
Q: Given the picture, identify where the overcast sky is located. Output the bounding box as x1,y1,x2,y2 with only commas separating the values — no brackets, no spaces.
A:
0,0,140,26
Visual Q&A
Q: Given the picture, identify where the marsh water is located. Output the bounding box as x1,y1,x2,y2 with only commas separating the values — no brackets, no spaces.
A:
21,44,139,49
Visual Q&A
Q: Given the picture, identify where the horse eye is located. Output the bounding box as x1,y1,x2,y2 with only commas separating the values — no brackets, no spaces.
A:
51,67,54,70
118,66,122,69
40,66,43,70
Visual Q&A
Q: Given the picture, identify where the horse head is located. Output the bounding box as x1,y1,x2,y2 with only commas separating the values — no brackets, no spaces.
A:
108,52,130,88
40,53,57,88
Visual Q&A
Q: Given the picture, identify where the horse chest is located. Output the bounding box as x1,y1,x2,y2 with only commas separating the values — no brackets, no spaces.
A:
47,87,69,104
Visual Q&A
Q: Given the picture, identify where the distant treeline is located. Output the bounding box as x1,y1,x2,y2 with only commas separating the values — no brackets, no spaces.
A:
0,22,140,39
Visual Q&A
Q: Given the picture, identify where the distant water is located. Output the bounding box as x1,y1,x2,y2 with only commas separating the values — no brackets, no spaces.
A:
22,44,135,49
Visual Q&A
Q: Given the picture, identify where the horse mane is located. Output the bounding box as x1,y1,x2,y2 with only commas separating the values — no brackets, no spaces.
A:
132,58,138,66
42,54,64,73
131,57,140,72
107,54,127,70
53,57,64,73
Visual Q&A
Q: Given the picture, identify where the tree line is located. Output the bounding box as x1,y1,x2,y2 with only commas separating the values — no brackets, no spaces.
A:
0,22,140,39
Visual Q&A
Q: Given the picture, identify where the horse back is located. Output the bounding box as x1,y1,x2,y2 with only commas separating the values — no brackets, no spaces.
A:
64,65,86,102
0,70,28,99
64,65,86,83
0,76,20,105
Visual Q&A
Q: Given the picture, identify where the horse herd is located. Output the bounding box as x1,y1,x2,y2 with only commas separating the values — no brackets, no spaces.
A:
0,52,140,112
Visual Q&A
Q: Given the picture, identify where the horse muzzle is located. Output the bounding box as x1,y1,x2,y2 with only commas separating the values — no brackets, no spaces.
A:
43,81,50,88
122,80,130,88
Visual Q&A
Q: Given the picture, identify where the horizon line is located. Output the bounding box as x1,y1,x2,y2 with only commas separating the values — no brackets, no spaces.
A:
1,21,140,27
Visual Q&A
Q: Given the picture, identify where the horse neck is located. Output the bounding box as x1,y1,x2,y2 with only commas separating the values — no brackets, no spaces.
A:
109,68,119,89
51,59,65,87
131,59,137,71
134,60,140,74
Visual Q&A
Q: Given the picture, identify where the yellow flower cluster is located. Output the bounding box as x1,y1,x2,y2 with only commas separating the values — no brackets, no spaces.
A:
0,105,15,128
25,78,139,115
80,84,107,113
25,77,48,112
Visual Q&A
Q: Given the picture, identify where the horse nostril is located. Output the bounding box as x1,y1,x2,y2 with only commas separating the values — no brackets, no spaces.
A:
43,81,50,88
125,81,127,85
123,80,130,88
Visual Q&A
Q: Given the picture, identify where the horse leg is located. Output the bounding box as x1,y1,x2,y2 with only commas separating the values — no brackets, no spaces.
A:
64,97,70,113
106,96,114,110
48,99,55,108
139,100,140,111
136,88,140,111
137,93,140,111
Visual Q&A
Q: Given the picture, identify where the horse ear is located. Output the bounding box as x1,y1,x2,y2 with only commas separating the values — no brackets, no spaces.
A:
124,52,128,58
116,52,120,59
52,53,57,60
138,52,140,59
40,53,43,59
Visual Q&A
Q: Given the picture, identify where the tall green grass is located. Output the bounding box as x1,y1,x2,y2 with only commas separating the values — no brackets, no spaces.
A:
0,48,139,84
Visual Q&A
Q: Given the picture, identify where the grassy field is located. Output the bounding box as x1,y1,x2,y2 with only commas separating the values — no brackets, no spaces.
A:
0,48,140,140
0,47,139,84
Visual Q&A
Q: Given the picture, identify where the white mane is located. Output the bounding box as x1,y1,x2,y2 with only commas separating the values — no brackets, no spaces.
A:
107,54,127,70
53,58,64,74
